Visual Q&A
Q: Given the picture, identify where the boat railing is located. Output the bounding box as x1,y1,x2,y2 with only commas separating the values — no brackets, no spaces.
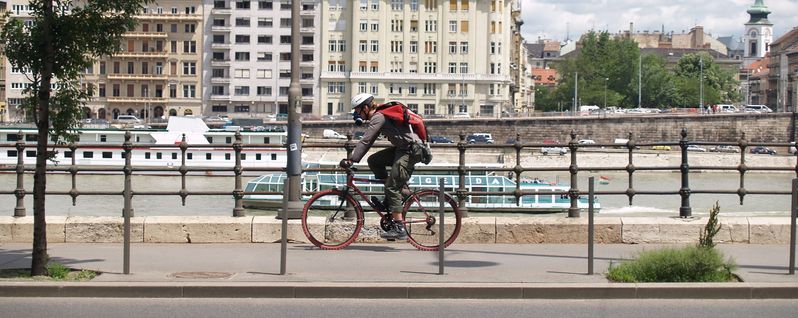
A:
1,129,797,218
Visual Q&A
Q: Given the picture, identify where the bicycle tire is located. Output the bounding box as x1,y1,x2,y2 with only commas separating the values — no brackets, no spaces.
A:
402,189,461,251
301,189,364,250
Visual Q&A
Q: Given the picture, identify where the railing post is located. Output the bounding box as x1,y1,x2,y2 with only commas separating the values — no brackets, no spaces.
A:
281,178,289,275
567,130,580,218
438,178,445,275
457,133,468,218
625,132,636,205
737,132,748,205
68,143,78,206
179,134,188,206
679,128,692,218
513,133,522,206
790,178,796,275
122,131,133,275
588,176,595,275
14,131,26,217
232,131,244,217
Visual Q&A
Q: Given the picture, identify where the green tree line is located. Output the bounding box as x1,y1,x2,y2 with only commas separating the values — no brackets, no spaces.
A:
534,31,741,112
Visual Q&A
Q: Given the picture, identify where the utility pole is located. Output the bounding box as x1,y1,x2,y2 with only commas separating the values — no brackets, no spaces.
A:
573,72,578,115
700,55,704,112
284,0,303,218
638,54,642,108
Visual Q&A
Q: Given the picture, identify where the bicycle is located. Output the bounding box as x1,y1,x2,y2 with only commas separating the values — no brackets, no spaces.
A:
300,166,461,251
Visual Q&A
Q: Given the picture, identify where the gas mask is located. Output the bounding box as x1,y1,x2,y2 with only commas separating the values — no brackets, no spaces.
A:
353,109,365,126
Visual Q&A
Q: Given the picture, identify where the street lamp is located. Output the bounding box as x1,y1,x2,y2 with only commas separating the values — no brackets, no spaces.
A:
603,77,608,109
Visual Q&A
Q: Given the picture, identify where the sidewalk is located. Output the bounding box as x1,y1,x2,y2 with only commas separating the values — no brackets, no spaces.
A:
1,243,797,299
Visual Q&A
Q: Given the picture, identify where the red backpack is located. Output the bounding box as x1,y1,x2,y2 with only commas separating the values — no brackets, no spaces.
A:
375,101,428,142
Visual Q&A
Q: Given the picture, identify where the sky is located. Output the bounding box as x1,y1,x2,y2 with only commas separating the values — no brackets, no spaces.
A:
519,0,798,43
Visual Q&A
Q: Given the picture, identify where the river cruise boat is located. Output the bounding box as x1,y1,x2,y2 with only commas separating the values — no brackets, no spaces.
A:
242,163,600,213
0,117,286,173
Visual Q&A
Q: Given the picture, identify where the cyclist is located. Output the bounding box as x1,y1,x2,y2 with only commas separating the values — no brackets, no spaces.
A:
339,93,427,240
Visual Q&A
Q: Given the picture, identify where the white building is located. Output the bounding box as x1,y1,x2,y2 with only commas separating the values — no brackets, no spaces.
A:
319,0,514,118
743,0,773,66
202,0,320,119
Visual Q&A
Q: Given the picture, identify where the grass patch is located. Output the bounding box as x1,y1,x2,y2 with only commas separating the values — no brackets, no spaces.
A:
606,245,737,282
0,262,99,281
607,202,738,283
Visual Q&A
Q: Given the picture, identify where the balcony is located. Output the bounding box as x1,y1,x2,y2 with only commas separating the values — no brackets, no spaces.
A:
106,97,167,103
210,77,231,84
211,25,232,32
106,74,169,81
211,8,232,15
300,44,315,51
113,51,169,58
299,61,315,68
136,13,202,21
211,43,232,49
123,32,168,39
210,95,231,101
300,27,315,33
320,71,348,79
210,59,231,67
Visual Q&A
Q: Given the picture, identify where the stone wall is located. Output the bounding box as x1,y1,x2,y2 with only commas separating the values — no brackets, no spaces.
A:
303,113,794,144
0,216,791,244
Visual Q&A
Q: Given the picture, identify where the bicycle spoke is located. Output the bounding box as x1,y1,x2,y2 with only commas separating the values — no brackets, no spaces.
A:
302,190,363,250
402,189,461,251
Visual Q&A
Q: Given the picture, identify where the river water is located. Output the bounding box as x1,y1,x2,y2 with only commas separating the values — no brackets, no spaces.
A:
0,171,794,218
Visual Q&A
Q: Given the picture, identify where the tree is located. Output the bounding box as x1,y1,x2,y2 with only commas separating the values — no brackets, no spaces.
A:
674,52,740,107
1,0,153,276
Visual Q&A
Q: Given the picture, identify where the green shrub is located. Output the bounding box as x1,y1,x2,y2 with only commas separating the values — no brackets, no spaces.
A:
699,201,722,248
606,245,737,282
46,262,70,280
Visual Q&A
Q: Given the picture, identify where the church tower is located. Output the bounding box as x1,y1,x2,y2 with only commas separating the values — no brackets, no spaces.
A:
743,0,773,60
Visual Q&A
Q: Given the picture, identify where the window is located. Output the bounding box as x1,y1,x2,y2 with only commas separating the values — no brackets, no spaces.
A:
235,35,250,43
234,52,250,61
448,62,457,73
156,152,163,160
280,18,291,28
371,21,379,32
391,0,403,10
424,41,437,53
257,86,272,95
425,20,437,32
423,62,437,73
460,20,468,32
359,40,368,52
257,35,272,44
234,105,250,112
184,24,196,33
259,0,273,10
212,105,228,112
256,52,272,61
460,62,468,74
449,20,457,32
370,40,379,52
183,84,196,97
235,17,250,26
83,151,94,159
409,41,418,53
448,41,457,54
234,86,250,96
206,153,212,160
182,62,196,75
423,83,436,95
359,20,368,32
391,19,403,32
234,69,250,78
391,41,403,53
258,18,273,27
236,1,251,9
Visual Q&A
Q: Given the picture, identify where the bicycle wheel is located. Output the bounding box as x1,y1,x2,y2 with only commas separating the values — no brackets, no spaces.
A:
402,189,461,251
301,189,364,250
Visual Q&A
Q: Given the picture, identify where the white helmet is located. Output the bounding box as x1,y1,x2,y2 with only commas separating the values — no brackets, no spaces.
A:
351,93,374,109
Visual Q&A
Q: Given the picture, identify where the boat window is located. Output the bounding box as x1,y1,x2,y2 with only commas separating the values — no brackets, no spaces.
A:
102,152,112,159
187,153,193,160
100,135,107,142
83,151,94,158
25,150,35,157
156,152,162,160
206,153,212,160
256,153,262,160
6,134,19,141
538,191,553,203
226,136,232,144
522,195,535,204
7,150,17,157
472,187,487,204
145,152,151,159
120,152,125,159
225,153,231,160
172,153,178,160
64,151,72,158
25,134,38,142
271,153,277,160
241,153,246,160
263,137,270,144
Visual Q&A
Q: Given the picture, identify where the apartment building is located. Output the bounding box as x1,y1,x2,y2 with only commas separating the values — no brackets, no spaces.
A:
203,0,319,119
510,2,533,113
319,0,514,118
0,1,6,122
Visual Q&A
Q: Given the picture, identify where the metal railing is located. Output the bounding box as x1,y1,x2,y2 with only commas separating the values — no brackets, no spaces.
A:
1,128,797,219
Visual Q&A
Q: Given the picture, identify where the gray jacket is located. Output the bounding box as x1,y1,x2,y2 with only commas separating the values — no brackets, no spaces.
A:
349,112,422,163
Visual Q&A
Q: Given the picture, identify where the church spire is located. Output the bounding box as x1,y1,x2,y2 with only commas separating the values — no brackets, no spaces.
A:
747,0,771,24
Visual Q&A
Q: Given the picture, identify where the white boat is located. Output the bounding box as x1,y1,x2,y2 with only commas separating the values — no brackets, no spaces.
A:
0,117,287,173
242,163,600,213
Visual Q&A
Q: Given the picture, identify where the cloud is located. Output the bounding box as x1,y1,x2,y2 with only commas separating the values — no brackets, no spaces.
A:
520,0,798,42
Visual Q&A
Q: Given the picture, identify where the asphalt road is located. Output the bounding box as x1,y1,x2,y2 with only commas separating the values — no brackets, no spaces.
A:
1,298,796,318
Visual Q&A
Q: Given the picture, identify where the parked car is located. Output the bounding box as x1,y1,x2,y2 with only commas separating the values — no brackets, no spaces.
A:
709,145,740,153
578,139,596,145
452,112,471,119
115,115,141,124
686,145,707,152
471,133,494,143
541,146,568,155
717,105,738,113
743,105,773,113
750,146,776,155
322,129,347,139
430,136,453,144
651,145,672,151
466,135,493,144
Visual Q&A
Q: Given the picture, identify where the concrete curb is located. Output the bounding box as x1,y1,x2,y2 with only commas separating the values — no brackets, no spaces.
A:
1,282,797,299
